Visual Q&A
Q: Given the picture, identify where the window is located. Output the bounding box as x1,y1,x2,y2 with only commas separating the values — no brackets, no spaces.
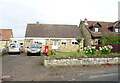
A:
39,42,42,45
95,28,99,32
62,42,66,45
20,43,23,46
72,39,78,45
33,40,45,45
72,42,78,45
61,40,67,45
115,28,119,33
14,41,17,43
115,28,120,33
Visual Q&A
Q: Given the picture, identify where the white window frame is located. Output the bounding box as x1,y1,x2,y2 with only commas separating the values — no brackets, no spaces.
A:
95,28,99,32
33,39,45,45
115,28,119,33
71,39,78,45
14,40,18,43
18,42,24,46
61,39,67,45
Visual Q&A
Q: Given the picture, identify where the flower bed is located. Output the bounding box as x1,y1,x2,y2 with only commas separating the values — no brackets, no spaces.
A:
44,45,120,67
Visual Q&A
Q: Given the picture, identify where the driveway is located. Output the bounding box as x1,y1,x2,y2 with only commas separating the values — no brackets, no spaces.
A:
2,53,119,81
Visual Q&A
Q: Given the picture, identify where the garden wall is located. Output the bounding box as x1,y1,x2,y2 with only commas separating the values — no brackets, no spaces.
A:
92,43,120,53
44,56,120,67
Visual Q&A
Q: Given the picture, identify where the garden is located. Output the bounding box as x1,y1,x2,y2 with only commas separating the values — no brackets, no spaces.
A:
48,45,119,57
44,32,120,67
44,45,119,67
48,32,120,57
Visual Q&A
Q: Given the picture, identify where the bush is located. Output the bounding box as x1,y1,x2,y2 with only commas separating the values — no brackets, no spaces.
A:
83,46,97,55
76,37,82,53
77,48,80,53
101,32,120,44
49,49,56,56
99,45,113,54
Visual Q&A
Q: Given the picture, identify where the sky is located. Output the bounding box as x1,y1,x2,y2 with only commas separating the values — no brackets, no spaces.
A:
0,0,119,37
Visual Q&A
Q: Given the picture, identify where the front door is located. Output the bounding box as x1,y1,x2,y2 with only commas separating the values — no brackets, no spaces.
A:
52,40,58,49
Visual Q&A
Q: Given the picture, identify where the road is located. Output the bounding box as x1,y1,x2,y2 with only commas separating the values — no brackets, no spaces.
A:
2,53,119,81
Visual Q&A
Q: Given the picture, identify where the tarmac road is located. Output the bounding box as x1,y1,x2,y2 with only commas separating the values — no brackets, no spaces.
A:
2,53,119,81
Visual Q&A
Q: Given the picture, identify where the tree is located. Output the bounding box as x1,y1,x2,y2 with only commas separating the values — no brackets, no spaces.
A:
76,37,82,52
101,32,120,44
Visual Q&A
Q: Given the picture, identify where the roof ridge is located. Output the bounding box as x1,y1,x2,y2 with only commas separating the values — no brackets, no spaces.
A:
27,23,77,26
88,21,113,23
0,29,12,30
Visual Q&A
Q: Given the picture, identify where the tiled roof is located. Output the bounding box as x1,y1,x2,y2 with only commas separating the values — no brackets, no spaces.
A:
85,21,118,37
25,24,83,38
0,29,13,40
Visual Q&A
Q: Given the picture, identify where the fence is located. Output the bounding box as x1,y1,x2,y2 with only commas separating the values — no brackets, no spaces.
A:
92,43,120,53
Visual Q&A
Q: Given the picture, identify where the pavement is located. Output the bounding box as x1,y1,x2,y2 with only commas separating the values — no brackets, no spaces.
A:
2,53,119,81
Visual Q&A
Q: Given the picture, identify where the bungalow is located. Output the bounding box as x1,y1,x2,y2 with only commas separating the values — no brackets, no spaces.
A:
79,18,120,46
0,29,13,48
25,23,84,52
10,37,25,47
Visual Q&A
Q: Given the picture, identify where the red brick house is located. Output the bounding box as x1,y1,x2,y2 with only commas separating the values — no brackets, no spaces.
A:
0,29,13,48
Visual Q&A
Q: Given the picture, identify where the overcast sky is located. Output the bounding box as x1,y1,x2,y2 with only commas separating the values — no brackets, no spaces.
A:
0,0,119,37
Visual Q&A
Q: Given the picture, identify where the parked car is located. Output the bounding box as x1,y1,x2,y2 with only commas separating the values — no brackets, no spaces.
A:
27,44,41,56
8,43,22,54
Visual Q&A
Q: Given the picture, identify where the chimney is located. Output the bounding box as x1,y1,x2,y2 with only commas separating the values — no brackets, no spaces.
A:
84,18,87,22
84,18,88,25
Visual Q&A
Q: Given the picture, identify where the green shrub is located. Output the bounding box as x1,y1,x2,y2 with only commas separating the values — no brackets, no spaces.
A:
77,48,80,53
76,37,82,53
101,32,120,44
49,49,56,56
99,45,113,54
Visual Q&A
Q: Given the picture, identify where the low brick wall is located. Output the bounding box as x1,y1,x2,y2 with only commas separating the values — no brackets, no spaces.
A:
44,56,120,67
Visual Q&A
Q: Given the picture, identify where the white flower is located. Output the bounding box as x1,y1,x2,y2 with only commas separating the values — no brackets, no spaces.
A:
92,46,95,49
106,48,108,50
110,46,113,49
88,46,90,48
99,47,102,50
90,50,92,53
111,46,113,49
84,47,86,49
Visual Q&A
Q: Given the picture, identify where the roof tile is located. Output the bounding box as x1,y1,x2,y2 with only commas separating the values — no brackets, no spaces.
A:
25,24,83,38
0,29,13,40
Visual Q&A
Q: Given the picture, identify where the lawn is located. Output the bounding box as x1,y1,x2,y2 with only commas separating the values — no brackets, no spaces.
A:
55,52,85,56
49,52,120,56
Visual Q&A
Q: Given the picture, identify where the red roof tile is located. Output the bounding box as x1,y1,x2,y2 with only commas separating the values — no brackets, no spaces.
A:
0,29,13,41
85,21,118,37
